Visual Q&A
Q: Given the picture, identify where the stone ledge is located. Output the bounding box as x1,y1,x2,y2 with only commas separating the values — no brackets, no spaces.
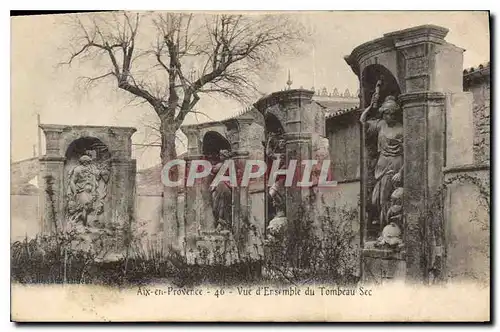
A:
40,124,137,135
443,163,490,174
284,132,313,141
39,156,66,162
362,247,405,260
398,91,446,105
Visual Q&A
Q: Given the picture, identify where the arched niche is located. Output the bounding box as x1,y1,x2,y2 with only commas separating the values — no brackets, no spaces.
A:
361,64,401,109
64,136,112,228
263,112,286,224
202,131,232,161
265,112,285,136
200,131,232,231
65,136,111,168
360,64,402,241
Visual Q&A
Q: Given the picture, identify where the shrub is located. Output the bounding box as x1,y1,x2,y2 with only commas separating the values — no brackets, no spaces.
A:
263,195,360,286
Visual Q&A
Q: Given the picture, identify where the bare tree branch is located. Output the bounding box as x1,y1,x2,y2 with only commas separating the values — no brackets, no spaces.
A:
62,11,308,163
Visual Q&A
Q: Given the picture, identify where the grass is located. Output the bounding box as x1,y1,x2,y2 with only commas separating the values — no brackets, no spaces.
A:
11,234,264,287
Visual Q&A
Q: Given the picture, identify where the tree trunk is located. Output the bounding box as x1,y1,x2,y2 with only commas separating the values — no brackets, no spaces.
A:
160,118,180,250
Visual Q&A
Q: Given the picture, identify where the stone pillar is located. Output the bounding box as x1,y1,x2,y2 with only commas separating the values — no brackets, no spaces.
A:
390,25,454,283
183,154,205,249
284,133,312,219
231,150,250,252
345,24,464,284
282,90,314,222
38,126,65,234
231,118,260,228
234,117,266,261
280,91,315,267
39,156,65,234
399,92,446,282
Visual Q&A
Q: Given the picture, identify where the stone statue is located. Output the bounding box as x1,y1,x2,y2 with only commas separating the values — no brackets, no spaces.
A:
375,187,404,249
360,89,404,229
66,153,109,227
209,149,233,232
264,131,288,243
265,132,287,218
386,187,403,229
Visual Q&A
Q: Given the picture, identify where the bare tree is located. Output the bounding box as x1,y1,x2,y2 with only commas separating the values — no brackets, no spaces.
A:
62,11,308,246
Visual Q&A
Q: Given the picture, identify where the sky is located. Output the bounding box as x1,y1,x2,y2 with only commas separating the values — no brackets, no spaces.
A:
11,11,490,169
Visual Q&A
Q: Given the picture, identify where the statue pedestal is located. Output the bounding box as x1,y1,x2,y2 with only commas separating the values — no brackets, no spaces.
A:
360,245,406,285
66,223,127,263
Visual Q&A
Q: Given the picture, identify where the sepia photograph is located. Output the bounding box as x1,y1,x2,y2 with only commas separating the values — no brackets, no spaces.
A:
9,9,491,322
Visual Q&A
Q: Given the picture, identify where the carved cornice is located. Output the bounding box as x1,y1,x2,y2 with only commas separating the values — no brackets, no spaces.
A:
385,24,449,49
233,117,255,126
40,124,137,135
398,91,446,106
284,132,312,142
253,89,314,113
39,124,65,133
344,25,449,78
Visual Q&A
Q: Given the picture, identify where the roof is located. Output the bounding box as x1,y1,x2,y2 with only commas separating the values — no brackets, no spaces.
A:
463,62,490,88
325,106,360,119
463,62,491,75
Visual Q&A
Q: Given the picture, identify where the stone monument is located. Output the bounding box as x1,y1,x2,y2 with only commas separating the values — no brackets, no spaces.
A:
345,25,467,284
38,124,137,260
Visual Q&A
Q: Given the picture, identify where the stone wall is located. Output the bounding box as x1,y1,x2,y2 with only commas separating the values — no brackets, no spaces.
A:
325,112,361,182
463,66,491,164
443,167,490,284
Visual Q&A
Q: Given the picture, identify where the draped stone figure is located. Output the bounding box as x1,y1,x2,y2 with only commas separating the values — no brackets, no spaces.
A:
66,153,109,226
360,91,404,231
209,149,233,231
265,132,287,218
264,132,288,243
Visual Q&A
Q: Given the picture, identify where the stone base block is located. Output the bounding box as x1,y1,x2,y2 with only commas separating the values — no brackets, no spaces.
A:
361,246,406,285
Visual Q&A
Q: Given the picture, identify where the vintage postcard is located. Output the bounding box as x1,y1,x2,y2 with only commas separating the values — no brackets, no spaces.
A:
10,10,491,322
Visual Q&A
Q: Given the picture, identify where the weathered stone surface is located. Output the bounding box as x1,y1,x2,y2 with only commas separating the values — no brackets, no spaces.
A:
346,25,458,285
361,251,406,285
464,70,490,165
399,92,446,283
38,124,137,240
445,92,474,167
444,169,490,285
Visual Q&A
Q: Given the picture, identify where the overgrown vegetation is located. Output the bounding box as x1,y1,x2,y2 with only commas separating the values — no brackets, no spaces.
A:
11,228,265,287
263,196,360,286
13,174,359,286
11,200,360,287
